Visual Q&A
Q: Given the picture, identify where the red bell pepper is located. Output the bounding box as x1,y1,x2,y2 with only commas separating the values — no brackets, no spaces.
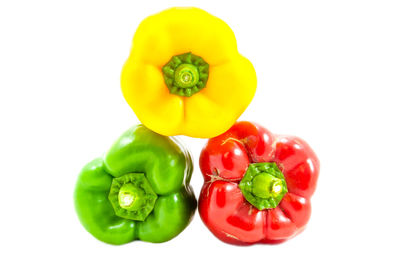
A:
198,121,319,245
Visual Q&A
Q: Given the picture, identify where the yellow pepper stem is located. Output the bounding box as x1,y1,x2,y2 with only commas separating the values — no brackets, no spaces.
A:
162,52,209,97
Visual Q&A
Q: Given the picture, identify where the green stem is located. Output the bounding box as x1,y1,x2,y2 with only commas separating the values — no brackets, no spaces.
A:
239,163,288,210
251,173,285,198
162,52,209,97
118,183,140,209
108,173,157,221
174,64,199,88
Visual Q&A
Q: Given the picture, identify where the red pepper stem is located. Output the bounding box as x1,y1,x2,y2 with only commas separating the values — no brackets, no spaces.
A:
252,173,284,198
239,163,288,210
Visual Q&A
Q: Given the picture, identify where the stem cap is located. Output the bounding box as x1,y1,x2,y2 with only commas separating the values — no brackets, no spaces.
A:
108,173,158,221
239,163,288,210
162,52,209,97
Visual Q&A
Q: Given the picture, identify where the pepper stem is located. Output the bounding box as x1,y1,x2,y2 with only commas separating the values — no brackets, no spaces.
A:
174,64,199,88
251,173,284,199
108,173,158,221
162,52,209,97
239,163,288,210
118,183,139,209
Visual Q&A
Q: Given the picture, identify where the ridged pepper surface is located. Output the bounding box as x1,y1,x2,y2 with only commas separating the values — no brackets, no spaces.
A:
199,121,319,245
121,7,257,138
74,125,196,244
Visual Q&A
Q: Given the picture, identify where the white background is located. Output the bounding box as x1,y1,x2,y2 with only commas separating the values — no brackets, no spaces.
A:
1,0,399,265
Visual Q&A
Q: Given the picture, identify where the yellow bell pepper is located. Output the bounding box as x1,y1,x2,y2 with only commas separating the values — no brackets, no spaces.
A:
121,7,257,138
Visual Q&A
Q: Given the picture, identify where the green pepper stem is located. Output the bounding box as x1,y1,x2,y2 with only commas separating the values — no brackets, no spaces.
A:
108,173,158,221
118,183,139,209
239,163,288,210
162,52,209,97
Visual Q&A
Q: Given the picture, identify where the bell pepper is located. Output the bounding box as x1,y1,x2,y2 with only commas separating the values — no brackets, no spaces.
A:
74,125,196,245
121,7,257,138
198,121,319,245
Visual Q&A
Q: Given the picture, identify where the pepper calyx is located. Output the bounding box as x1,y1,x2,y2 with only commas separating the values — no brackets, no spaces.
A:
239,162,287,210
108,173,157,221
162,52,209,97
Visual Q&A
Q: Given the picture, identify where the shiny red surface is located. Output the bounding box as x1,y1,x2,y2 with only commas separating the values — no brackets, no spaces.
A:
199,121,319,245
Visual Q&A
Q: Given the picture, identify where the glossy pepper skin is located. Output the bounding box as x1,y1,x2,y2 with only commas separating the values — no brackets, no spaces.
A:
121,7,257,138
198,121,319,245
74,125,196,245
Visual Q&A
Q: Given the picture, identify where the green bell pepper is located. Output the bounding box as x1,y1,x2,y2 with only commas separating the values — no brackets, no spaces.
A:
74,125,196,244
